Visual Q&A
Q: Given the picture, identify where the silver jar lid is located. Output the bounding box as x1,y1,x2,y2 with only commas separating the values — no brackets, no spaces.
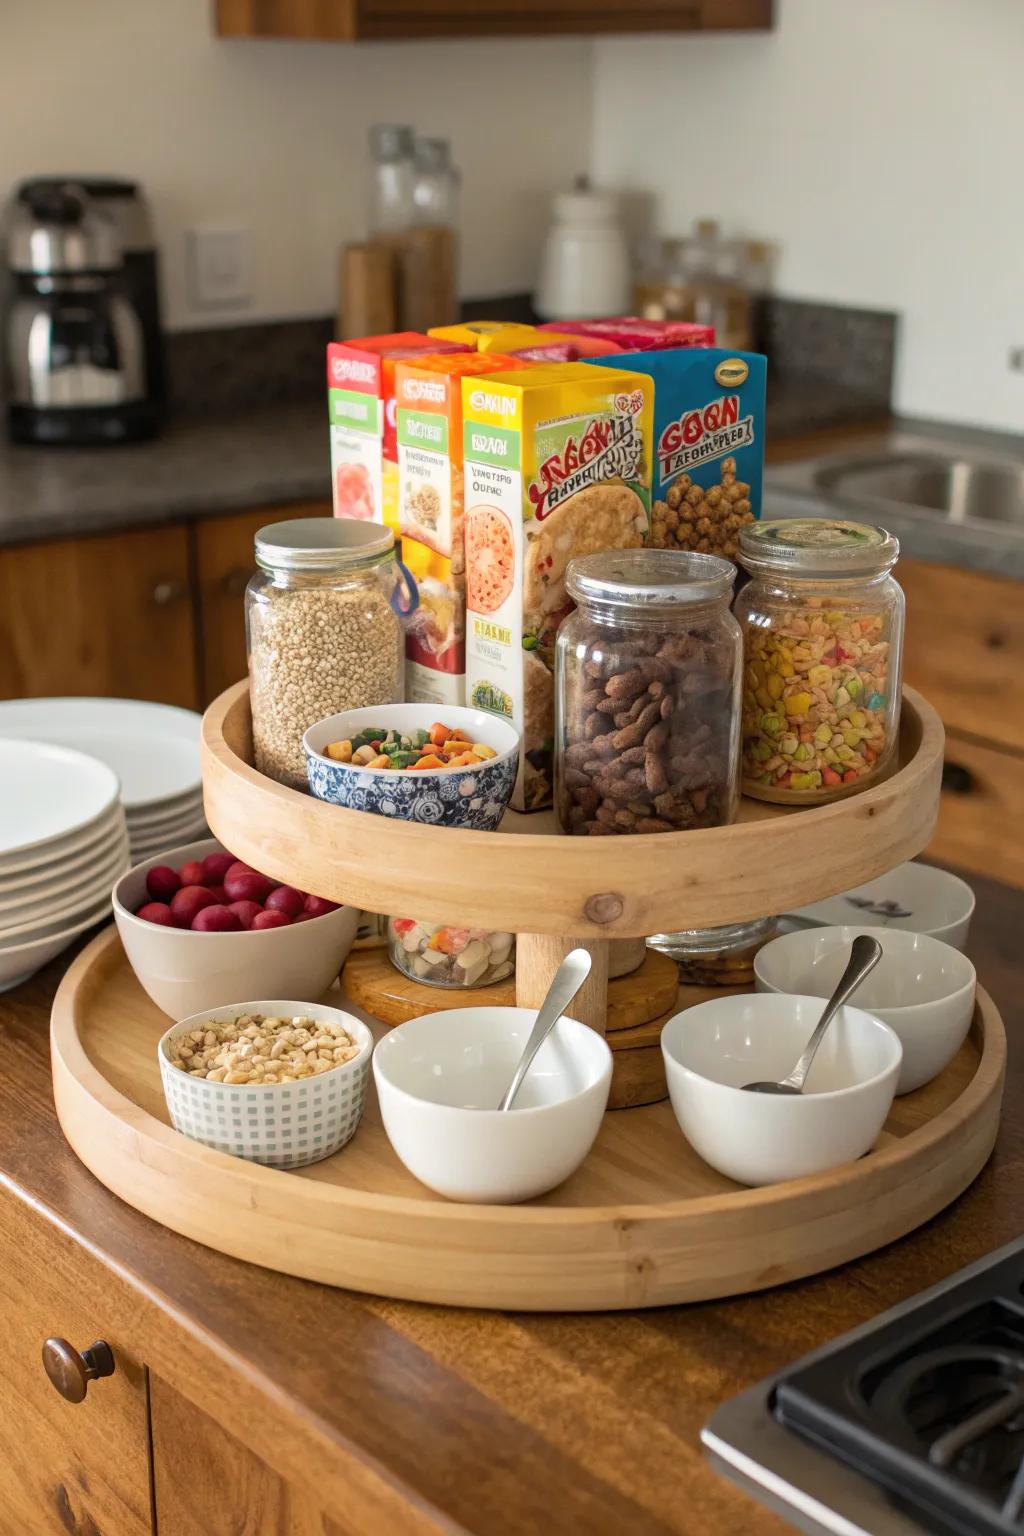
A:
566,548,736,611
255,518,394,573
738,518,899,577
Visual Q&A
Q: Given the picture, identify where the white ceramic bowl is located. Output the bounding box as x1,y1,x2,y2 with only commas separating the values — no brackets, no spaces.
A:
754,925,977,1095
158,999,373,1168
0,892,112,993
787,861,975,951
113,838,359,1018
661,993,902,1187
373,1006,612,1203
303,704,520,832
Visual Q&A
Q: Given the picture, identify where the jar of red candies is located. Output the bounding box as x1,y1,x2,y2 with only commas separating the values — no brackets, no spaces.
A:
734,519,904,805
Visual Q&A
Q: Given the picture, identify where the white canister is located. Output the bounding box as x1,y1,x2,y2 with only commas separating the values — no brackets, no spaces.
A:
535,185,631,321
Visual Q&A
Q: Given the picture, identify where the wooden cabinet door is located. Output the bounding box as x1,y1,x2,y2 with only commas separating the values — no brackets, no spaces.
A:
151,1374,344,1536
195,502,330,705
931,734,1024,889
0,1191,152,1535
900,559,1024,754
0,525,198,708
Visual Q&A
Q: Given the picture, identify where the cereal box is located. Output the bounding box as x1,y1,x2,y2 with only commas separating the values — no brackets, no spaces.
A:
538,317,715,350
587,347,766,562
461,361,654,811
428,320,545,354
394,351,528,708
327,333,469,533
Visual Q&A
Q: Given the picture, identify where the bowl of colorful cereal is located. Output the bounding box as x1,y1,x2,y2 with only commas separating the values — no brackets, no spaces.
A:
303,705,520,830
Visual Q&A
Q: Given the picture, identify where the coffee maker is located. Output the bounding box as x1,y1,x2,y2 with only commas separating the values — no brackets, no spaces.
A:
3,177,165,444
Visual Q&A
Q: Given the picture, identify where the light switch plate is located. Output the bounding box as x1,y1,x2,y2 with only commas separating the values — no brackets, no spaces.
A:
187,223,251,309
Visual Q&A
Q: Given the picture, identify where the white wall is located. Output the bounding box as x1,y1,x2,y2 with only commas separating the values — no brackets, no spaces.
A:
592,0,1024,432
1,0,593,330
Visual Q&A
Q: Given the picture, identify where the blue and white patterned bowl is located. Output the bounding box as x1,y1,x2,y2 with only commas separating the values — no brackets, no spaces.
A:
158,999,374,1169
303,705,520,832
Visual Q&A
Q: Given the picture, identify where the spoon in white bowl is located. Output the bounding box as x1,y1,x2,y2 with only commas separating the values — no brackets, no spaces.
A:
742,934,883,1095
498,948,593,1111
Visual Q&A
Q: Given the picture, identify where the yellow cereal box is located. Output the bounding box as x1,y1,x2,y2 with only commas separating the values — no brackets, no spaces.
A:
461,362,654,811
428,320,547,354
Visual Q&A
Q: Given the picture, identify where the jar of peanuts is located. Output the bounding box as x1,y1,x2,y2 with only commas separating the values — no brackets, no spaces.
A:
246,519,414,788
734,519,904,805
555,549,742,837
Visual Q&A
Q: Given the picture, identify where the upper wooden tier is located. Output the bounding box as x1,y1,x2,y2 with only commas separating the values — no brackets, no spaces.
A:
201,682,944,939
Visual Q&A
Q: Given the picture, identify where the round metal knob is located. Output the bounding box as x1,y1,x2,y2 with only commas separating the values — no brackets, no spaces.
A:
942,761,977,796
152,578,186,606
41,1338,115,1403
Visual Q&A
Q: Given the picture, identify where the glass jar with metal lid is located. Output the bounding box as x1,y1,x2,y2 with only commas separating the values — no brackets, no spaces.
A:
555,548,742,837
246,518,415,788
734,518,904,806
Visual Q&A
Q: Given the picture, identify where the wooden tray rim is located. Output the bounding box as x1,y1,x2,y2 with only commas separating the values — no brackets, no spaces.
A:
52,926,1004,1232
199,682,945,938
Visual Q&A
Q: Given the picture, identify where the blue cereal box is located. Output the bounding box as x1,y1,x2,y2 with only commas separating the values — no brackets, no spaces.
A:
585,347,766,563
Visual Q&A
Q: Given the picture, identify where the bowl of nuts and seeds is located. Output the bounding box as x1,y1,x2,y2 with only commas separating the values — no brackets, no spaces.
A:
303,705,520,831
158,1000,374,1168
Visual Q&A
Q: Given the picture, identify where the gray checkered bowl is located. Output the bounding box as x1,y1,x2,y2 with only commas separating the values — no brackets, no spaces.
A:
157,1000,374,1169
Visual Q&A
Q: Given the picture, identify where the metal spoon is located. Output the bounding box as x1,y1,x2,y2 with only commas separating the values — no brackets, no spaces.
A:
498,948,593,1111
742,934,883,1095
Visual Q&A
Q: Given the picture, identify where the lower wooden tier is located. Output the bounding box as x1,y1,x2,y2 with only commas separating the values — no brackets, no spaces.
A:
50,927,1006,1311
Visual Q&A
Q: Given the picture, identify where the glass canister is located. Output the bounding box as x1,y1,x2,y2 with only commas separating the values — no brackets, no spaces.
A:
247,518,412,788
555,549,742,837
734,519,904,805
387,918,515,988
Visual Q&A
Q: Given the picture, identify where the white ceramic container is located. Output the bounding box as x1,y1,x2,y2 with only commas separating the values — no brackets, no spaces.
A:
113,838,359,1018
787,861,975,951
373,1006,612,1203
754,925,977,1094
0,739,121,863
158,999,373,1168
660,993,902,1187
0,834,129,932
0,893,112,993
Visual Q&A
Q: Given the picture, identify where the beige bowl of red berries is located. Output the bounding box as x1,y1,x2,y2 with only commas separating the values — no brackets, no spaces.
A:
113,838,359,1019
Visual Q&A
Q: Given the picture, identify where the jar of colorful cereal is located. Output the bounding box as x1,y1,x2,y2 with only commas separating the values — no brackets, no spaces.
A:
387,918,515,988
734,519,904,805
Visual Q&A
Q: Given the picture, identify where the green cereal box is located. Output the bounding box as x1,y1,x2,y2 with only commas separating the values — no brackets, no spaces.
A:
586,347,766,562
461,361,654,811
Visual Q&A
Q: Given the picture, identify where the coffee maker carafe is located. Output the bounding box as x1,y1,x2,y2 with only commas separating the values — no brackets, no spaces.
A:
3,177,164,444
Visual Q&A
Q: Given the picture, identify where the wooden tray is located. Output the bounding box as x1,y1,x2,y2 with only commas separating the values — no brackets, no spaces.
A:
51,927,1006,1312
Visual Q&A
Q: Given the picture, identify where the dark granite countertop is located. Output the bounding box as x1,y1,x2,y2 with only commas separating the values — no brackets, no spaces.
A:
0,400,332,547
0,381,887,549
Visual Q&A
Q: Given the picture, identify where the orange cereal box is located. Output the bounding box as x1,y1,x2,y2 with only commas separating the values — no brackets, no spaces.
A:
394,351,528,707
327,333,469,532
461,362,653,810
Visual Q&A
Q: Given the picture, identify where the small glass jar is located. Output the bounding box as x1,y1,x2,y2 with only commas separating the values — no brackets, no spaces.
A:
555,549,742,837
388,917,515,988
734,519,904,805
247,518,412,788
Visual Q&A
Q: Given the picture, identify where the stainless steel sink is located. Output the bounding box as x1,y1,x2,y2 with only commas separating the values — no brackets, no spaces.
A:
814,453,1024,526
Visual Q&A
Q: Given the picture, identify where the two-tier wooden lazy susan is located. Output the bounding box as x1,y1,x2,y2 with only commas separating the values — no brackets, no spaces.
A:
50,682,1008,1310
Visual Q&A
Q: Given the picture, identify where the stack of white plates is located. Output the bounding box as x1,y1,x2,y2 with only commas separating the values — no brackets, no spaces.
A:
0,698,207,862
0,739,130,992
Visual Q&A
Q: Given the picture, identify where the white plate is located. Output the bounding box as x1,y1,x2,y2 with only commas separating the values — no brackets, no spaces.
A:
0,830,129,915
0,698,201,811
129,821,209,856
0,843,125,942
0,896,112,992
0,835,129,928
0,821,129,898
0,802,127,878
125,793,205,833
0,740,121,859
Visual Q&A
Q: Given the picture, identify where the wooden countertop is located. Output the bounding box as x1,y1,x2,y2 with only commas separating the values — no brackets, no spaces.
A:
0,873,1019,1536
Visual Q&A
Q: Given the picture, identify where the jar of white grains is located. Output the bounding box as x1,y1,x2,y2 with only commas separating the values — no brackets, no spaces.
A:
247,519,412,787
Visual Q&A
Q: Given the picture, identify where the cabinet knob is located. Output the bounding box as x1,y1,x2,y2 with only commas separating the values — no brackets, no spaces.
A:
942,761,977,796
221,568,250,598
41,1338,115,1404
152,578,186,606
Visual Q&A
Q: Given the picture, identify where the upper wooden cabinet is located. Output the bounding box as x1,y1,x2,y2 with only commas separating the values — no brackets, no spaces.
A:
215,0,773,41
